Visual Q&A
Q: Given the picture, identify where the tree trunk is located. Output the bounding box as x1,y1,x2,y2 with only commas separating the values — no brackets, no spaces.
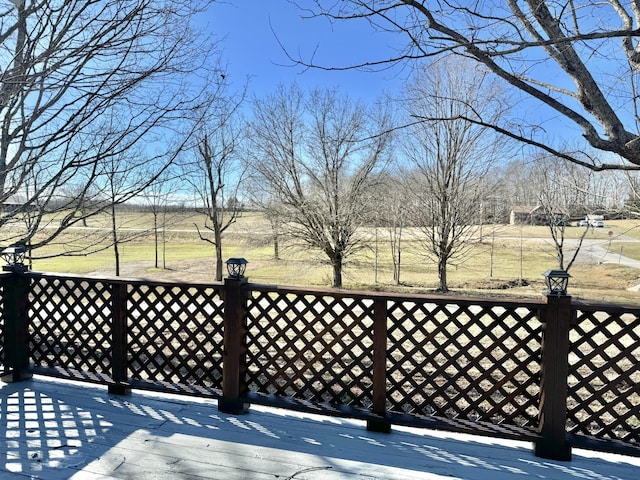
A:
215,241,224,281
558,247,565,270
270,217,280,260
490,232,495,278
162,211,167,270
273,233,280,260
394,247,401,285
111,204,120,277
114,241,120,277
272,218,280,261
153,211,159,269
438,256,448,293
332,255,343,288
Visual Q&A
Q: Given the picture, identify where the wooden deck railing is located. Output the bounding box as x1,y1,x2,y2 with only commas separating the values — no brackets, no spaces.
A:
0,270,638,461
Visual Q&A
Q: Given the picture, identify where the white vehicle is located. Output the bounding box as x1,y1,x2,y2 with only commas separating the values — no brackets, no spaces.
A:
580,215,604,227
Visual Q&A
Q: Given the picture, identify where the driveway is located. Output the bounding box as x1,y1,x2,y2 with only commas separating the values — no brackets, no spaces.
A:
561,233,640,290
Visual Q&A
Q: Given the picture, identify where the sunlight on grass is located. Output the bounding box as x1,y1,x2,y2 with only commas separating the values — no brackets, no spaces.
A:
16,214,640,302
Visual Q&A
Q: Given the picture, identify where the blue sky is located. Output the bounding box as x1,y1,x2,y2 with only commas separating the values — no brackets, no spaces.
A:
208,1,410,103
204,2,592,159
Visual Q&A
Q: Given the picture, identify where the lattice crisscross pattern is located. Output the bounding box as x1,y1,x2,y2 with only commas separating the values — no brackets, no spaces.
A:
246,288,375,408
386,299,542,427
127,283,224,389
568,307,640,444
0,278,5,366
29,276,112,374
5,271,640,454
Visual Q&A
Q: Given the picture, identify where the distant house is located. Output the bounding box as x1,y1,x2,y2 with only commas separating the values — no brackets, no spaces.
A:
509,205,568,226
2,194,38,214
509,205,538,225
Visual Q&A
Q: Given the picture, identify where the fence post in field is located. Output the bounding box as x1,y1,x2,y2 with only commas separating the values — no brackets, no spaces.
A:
219,275,250,415
109,282,131,395
1,270,32,382
534,287,573,461
367,298,391,433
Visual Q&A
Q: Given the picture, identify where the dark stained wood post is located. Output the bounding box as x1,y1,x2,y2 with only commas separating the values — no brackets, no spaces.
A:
219,276,250,414
534,293,572,461
367,298,391,432
1,271,32,382
109,282,131,395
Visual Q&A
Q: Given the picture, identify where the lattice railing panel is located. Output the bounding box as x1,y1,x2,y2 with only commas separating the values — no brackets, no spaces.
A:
0,277,5,366
386,300,542,428
246,289,375,408
127,283,224,389
568,307,640,444
29,276,112,374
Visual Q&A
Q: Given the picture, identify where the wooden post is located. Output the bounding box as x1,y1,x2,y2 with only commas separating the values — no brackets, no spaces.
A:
109,282,130,395
219,276,250,414
1,272,32,382
367,298,391,432
534,293,572,461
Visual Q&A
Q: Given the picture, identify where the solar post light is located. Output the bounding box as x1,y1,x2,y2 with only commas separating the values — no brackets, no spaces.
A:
543,269,570,296
2,246,27,272
226,257,248,280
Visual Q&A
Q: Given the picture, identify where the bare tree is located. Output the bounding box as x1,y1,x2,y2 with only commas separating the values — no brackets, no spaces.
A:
404,57,510,292
367,173,408,285
102,151,159,276
0,0,219,251
267,208,282,261
624,171,640,217
528,155,600,271
247,84,392,288
587,170,629,212
184,92,245,281
296,1,640,171
142,173,183,270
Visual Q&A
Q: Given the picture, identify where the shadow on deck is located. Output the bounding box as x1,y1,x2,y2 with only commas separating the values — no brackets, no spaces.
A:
1,376,638,480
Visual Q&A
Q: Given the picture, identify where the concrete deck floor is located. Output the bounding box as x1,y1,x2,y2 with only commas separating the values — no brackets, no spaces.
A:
0,376,638,479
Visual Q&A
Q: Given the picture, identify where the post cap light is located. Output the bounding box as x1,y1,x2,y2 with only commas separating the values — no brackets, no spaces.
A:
543,269,570,296
225,257,248,279
2,245,27,272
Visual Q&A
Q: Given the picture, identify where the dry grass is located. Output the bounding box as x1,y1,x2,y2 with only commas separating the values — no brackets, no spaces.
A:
10,212,640,302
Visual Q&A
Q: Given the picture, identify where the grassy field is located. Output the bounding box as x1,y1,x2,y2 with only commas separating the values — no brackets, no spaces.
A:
7,210,640,303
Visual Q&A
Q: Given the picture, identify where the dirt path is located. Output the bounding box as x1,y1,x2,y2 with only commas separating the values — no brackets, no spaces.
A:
85,258,218,284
